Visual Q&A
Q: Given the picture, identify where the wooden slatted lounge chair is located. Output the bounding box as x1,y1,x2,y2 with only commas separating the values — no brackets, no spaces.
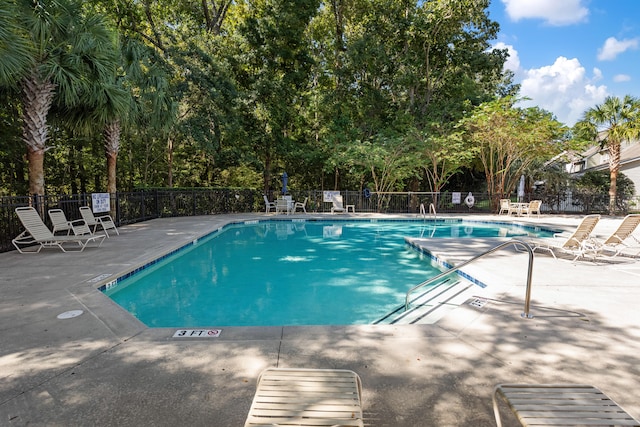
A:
13,207,105,253
493,384,640,427
80,206,119,237
244,368,364,427
523,214,600,261
595,214,640,258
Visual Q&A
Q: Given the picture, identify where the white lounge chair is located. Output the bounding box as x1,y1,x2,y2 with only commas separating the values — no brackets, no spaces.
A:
79,206,119,237
263,195,276,213
524,214,600,260
48,209,76,235
293,197,308,213
595,214,640,257
244,368,364,427
331,195,346,214
331,195,354,214
12,207,105,253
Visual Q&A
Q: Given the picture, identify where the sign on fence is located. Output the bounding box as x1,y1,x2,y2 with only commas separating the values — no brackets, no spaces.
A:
323,191,340,202
91,193,110,213
452,192,461,204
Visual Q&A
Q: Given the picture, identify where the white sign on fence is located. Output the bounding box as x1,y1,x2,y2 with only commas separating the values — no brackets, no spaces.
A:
452,192,461,204
91,193,111,213
323,191,340,203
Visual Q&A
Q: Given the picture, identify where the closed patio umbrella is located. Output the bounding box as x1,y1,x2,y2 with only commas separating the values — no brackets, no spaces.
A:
282,171,288,195
517,175,525,202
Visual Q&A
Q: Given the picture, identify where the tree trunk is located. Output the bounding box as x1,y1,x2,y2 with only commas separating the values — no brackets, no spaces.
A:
104,120,121,194
106,152,118,193
331,0,345,53
609,169,618,213
167,135,173,188
21,71,56,196
263,151,272,196
26,148,45,198
106,151,118,219
609,141,621,214
202,0,232,35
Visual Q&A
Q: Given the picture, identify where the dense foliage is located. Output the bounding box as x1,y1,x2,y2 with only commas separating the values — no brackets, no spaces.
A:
0,0,575,201
572,170,636,213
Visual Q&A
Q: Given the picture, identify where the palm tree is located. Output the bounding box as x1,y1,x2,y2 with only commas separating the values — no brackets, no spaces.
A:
66,79,130,195
14,0,118,198
578,95,640,213
0,1,32,85
64,36,174,198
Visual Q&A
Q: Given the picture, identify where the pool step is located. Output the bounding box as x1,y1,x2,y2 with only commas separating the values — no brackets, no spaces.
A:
373,277,477,325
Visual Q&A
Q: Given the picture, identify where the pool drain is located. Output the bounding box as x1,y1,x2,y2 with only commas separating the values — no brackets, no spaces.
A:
57,310,84,319
469,298,488,308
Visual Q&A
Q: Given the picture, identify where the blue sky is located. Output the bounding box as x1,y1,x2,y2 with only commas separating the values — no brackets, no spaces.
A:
488,0,640,126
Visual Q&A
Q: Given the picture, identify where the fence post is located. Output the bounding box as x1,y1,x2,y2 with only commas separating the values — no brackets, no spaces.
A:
32,194,46,218
114,192,120,225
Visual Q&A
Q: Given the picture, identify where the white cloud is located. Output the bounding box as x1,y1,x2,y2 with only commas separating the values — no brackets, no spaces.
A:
517,57,608,125
494,42,521,72
501,0,589,25
592,67,603,82
597,37,639,61
613,74,631,82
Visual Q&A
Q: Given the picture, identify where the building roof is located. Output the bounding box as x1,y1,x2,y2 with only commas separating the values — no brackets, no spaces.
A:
586,139,640,171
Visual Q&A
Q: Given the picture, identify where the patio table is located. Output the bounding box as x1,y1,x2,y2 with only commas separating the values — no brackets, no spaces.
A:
510,202,529,216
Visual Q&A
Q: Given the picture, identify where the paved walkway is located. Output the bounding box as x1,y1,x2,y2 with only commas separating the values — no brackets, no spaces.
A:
1,213,639,426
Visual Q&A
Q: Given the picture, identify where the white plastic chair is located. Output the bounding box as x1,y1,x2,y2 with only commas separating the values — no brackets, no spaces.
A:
263,195,276,213
293,197,308,213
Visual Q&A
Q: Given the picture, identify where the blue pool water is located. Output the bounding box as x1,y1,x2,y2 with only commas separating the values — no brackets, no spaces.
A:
104,220,552,327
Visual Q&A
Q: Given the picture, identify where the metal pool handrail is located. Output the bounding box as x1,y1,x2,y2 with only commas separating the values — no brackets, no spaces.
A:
405,239,535,319
419,203,437,219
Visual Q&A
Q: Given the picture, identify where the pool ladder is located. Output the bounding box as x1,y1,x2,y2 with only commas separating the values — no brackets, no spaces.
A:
419,203,436,219
405,239,535,319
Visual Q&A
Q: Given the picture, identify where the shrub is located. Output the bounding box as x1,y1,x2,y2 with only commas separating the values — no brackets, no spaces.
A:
572,170,635,214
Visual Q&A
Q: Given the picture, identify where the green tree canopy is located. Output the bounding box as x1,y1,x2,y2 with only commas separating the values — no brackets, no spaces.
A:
462,97,568,206
0,0,536,198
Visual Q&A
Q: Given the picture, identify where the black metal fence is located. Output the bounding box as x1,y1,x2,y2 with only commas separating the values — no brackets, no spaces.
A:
0,188,630,253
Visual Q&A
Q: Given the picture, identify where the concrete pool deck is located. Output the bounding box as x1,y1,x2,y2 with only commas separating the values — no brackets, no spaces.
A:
1,213,639,426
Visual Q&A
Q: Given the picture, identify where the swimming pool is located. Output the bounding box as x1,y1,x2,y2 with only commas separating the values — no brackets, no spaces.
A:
103,219,553,327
